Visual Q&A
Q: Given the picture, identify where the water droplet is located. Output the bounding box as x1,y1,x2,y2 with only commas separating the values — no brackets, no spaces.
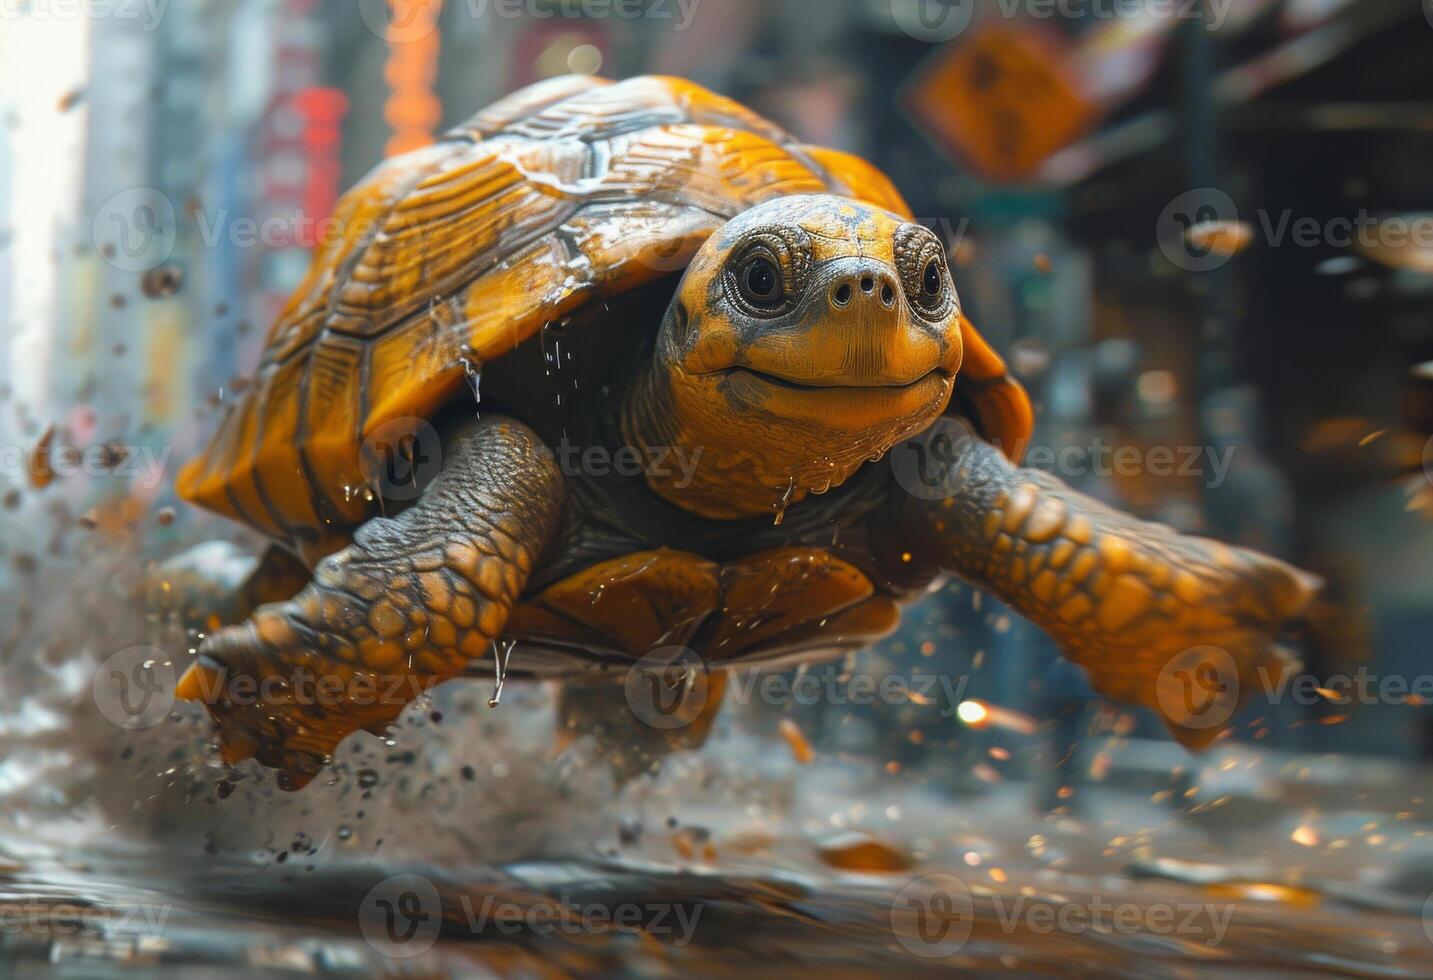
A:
459,345,482,415
773,478,795,526
488,638,515,707
540,320,569,375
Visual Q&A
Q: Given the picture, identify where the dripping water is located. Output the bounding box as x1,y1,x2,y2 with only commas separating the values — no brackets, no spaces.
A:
459,344,482,416
487,638,516,707
773,478,796,526
540,319,577,438
540,319,569,379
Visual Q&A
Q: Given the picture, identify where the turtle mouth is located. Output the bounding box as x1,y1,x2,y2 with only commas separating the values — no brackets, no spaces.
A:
719,366,950,392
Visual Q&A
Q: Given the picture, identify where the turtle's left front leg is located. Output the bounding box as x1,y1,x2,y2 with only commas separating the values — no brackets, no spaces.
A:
175,416,563,787
883,419,1320,748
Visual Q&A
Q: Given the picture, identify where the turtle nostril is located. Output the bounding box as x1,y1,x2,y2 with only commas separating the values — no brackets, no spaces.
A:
860,276,875,293
832,283,853,307
880,282,896,307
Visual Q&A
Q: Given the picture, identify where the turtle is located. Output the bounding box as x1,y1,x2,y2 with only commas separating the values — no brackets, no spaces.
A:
173,74,1319,789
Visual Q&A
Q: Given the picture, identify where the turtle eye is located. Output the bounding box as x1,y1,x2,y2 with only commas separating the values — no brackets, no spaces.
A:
726,227,812,317
743,256,781,305
922,258,942,298
895,224,956,321
730,248,789,316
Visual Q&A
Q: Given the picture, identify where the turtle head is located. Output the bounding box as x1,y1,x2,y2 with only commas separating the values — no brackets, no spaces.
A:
626,194,963,520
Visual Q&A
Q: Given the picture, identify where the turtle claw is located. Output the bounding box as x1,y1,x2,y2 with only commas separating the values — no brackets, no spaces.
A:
175,660,223,703
902,423,1323,747
176,660,260,763
179,605,443,789
175,418,557,788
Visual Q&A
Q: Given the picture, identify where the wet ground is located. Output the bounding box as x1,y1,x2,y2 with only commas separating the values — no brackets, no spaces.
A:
4,536,1433,976
6,723,1433,978
1,827,1430,977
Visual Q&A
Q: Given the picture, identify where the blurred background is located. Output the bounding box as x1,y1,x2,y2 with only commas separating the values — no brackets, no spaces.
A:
3,0,1433,975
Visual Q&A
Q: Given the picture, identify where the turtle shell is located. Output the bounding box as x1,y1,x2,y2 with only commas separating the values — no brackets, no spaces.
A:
177,74,1031,555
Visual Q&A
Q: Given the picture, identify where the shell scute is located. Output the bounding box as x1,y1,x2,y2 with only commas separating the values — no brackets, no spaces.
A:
178,74,1031,547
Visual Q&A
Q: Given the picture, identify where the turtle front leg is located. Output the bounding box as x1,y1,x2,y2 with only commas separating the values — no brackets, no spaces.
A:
886,419,1320,748
175,417,563,787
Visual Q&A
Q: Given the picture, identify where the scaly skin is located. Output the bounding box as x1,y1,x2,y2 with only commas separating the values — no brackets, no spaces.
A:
885,419,1319,747
625,196,963,520
175,417,562,787
174,195,1320,786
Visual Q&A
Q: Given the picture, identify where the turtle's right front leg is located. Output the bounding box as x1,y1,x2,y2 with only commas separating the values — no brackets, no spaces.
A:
885,419,1319,750
175,416,563,788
